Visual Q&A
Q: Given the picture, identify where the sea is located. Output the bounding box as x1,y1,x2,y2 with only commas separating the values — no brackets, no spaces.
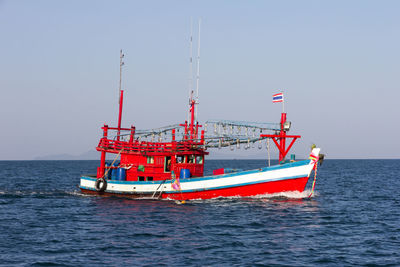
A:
0,159,399,266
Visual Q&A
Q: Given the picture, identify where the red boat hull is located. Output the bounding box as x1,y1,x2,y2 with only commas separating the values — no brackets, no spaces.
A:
80,176,309,200
162,176,309,200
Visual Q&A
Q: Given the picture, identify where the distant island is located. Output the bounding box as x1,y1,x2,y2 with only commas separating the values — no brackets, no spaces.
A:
34,150,99,160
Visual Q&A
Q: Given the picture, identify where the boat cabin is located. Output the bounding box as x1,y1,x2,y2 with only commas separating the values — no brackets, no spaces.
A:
96,123,208,182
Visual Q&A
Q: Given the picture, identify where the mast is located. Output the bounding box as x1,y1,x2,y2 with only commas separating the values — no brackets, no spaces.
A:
195,19,201,122
189,19,201,139
187,18,193,126
117,49,125,141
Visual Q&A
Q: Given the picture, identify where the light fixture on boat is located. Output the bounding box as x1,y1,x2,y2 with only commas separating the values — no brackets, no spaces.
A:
283,121,291,131
246,138,250,149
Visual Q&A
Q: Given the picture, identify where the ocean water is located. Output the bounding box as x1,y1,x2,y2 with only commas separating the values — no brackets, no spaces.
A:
0,159,399,266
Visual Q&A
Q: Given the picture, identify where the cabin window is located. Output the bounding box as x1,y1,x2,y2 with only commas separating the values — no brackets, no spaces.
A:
188,155,195,164
196,156,203,164
176,155,185,163
164,156,171,172
147,156,154,164
147,177,153,181
138,176,145,181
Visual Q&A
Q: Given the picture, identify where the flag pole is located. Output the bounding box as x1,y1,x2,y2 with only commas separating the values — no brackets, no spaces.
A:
282,91,285,113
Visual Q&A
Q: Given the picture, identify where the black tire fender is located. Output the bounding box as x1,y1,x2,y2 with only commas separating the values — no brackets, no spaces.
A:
95,178,107,192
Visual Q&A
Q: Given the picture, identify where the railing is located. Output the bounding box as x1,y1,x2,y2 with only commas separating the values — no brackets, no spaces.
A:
97,138,205,154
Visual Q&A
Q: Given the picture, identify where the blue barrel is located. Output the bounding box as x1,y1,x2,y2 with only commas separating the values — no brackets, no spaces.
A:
180,169,191,179
116,168,126,181
111,168,118,180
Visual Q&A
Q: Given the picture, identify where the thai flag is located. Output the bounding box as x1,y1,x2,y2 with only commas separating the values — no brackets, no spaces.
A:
273,93,284,103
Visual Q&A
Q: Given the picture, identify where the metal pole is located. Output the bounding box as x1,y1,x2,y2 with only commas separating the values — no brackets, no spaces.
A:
117,90,124,141
119,50,124,103
117,50,125,141
188,19,193,124
195,18,201,122
267,138,271,167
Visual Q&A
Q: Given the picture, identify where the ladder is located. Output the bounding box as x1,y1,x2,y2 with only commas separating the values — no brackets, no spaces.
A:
151,180,167,199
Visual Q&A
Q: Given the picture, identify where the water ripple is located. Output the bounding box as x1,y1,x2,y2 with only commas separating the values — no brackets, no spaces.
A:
0,160,400,266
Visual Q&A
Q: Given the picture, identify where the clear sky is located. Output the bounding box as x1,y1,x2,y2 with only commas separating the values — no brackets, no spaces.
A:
0,0,399,160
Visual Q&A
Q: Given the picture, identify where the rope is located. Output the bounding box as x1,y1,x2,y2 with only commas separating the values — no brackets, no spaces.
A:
102,148,124,179
308,163,318,198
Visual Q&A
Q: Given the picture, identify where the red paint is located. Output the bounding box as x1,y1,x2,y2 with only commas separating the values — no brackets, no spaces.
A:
260,113,301,162
162,176,309,200
213,168,225,175
97,124,109,178
117,90,124,141
129,125,135,144
190,98,195,139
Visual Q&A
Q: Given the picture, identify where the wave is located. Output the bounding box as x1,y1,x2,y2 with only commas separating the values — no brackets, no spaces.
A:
0,189,93,198
170,190,318,204
251,189,318,199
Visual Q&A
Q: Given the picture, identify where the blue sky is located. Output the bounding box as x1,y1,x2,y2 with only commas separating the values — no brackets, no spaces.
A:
0,0,399,160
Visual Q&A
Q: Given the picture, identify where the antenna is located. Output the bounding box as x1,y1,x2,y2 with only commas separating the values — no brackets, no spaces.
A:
119,49,125,103
188,18,193,124
117,49,125,141
195,18,201,121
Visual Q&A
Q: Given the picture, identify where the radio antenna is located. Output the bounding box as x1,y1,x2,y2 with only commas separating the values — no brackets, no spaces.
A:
187,18,193,123
195,18,201,121
119,49,125,103
117,49,125,141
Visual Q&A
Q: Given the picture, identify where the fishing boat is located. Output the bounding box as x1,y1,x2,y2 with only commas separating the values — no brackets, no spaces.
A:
79,82,322,200
79,31,323,200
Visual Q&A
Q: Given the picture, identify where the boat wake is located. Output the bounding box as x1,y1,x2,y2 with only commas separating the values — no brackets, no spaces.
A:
0,189,91,198
252,189,318,200
170,190,318,204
